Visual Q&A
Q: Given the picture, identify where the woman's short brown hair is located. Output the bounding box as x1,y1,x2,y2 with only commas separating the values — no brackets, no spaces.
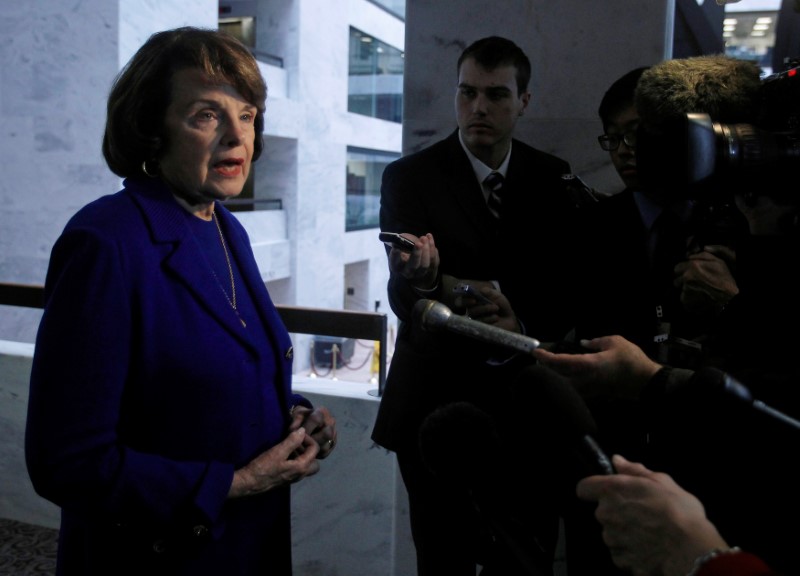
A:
102,26,267,178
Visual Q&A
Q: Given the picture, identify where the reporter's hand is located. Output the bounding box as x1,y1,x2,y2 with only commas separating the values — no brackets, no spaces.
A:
533,335,661,400
288,405,337,459
453,282,521,334
675,244,738,315
229,428,320,498
577,455,728,576
387,232,440,290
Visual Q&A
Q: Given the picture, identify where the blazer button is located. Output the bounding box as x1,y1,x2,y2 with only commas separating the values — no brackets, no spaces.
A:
192,525,209,538
152,539,168,554
285,346,293,360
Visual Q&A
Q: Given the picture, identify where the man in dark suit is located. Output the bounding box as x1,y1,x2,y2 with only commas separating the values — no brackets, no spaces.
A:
371,36,587,576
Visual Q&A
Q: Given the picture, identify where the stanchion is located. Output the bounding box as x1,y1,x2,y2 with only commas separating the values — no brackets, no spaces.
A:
307,340,318,378
369,341,380,384
330,343,339,381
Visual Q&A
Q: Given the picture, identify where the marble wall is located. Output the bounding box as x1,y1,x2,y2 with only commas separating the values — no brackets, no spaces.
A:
290,379,416,576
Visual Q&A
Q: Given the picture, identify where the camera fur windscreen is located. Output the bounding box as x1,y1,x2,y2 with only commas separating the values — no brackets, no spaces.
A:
637,59,800,198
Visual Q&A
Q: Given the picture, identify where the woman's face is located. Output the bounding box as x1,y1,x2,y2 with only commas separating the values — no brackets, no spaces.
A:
159,68,258,205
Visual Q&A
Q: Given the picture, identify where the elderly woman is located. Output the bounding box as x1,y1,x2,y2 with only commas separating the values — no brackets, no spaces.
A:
25,27,336,576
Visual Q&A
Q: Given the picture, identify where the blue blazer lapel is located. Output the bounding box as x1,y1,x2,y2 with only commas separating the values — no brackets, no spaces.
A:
128,180,256,350
214,205,293,355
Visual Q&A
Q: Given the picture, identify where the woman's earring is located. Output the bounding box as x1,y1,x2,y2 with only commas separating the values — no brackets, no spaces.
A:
142,160,158,178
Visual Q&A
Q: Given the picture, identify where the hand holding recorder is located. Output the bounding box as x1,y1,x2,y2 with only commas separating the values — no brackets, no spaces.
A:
379,231,415,252
378,231,440,291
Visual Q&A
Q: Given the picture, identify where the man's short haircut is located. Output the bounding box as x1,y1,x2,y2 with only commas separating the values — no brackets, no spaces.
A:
598,66,650,130
457,36,531,95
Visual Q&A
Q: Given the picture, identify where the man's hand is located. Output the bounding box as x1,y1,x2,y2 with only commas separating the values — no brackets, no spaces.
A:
533,335,662,400
577,455,729,576
675,245,738,315
387,232,440,290
453,281,521,334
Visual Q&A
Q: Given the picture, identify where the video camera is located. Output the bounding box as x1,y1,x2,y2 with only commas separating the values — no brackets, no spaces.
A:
638,59,800,198
683,61,800,186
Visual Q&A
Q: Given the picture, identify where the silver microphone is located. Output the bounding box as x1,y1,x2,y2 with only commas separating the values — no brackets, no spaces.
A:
413,299,540,354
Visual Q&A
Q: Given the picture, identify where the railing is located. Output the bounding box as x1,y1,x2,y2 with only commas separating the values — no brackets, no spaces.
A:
0,283,387,395
225,198,283,209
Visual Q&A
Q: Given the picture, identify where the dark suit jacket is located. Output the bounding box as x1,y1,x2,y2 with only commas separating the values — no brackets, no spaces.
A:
572,189,658,350
26,178,306,576
372,129,581,452
574,188,749,361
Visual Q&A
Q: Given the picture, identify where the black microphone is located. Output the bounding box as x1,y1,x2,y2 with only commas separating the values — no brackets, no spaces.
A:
418,400,501,485
419,364,614,487
692,367,800,431
413,299,540,354
418,365,613,574
510,363,615,476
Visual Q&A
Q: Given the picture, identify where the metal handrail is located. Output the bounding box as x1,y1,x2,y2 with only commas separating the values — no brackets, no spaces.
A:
0,282,386,395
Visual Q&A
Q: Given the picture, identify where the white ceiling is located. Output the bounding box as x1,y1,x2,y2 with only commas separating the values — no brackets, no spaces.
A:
723,0,781,11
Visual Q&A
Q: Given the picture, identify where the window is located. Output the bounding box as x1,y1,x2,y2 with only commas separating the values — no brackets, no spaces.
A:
348,27,404,123
722,1,780,74
346,147,399,231
367,0,406,20
218,17,255,48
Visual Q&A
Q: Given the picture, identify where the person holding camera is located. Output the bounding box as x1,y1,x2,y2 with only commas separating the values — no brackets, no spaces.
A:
561,59,756,532
535,54,800,576
577,57,755,371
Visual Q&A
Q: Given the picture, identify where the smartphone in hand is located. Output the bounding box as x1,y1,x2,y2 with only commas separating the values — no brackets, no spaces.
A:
379,232,415,252
453,282,493,305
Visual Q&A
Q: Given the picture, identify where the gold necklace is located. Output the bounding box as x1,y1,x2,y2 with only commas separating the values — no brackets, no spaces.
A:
213,211,246,327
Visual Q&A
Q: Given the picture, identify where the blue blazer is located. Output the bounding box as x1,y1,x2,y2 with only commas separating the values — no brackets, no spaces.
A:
26,178,306,575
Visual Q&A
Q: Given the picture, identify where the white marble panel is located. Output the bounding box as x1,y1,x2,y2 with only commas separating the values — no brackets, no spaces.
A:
262,98,305,139
259,61,288,99
0,0,119,293
119,0,218,68
0,341,59,529
291,378,414,576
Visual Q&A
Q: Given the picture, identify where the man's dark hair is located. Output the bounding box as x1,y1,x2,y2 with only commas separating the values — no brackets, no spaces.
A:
457,36,531,95
598,66,650,131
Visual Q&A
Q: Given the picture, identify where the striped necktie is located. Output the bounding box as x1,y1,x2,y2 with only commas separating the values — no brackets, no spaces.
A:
484,171,504,219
